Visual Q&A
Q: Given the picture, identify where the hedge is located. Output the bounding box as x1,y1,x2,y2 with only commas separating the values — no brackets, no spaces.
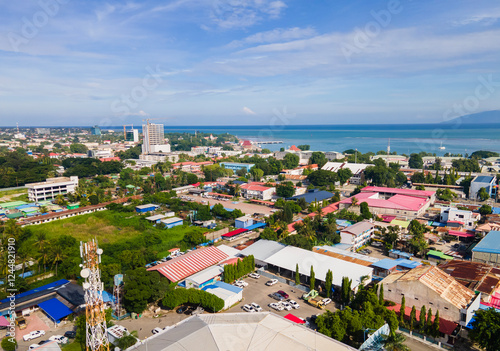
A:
162,288,225,312
223,255,255,283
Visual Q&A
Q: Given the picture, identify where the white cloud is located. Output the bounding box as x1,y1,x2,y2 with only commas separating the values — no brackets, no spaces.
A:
227,27,316,48
209,0,288,29
452,10,500,27
242,106,256,115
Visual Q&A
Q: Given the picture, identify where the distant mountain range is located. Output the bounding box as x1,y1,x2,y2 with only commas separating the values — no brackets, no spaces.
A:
441,110,500,124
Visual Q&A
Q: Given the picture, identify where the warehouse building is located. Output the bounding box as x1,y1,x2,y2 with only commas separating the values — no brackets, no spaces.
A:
128,312,357,351
472,230,500,266
201,281,243,310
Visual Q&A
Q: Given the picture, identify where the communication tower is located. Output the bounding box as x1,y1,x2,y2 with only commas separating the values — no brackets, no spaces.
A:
80,240,109,351
113,274,124,318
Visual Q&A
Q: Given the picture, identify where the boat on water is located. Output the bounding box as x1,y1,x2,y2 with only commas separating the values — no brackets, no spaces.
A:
439,142,445,150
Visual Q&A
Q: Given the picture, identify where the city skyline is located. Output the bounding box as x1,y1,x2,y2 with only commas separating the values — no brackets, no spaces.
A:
1,0,500,126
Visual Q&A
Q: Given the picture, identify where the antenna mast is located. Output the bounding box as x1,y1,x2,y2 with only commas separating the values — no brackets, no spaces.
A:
80,240,109,351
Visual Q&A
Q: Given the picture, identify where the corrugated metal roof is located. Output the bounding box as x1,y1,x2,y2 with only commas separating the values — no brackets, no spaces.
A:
473,231,500,254
148,247,229,282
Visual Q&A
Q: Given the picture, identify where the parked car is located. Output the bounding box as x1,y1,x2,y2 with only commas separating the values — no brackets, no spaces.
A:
321,298,332,305
235,280,248,287
269,292,284,301
24,331,46,342
152,327,163,334
242,304,256,313
49,335,68,344
249,273,260,279
64,331,76,339
251,302,262,312
191,306,204,315
287,299,300,309
28,344,39,350
176,306,188,314
280,301,292,311
269,302,283,311
365,249,372,254
266,279,278,286
277,290,289,299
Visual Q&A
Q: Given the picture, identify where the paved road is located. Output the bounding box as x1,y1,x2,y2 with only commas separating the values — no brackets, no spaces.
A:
404,336,440,351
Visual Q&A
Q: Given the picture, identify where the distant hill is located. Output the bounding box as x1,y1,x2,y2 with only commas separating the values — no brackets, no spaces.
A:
441,110,500,124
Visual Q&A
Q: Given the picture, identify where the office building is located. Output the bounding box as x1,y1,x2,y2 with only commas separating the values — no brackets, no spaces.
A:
142,123,170,154
126,129,139,142
27,176,79,202
91,125,101,136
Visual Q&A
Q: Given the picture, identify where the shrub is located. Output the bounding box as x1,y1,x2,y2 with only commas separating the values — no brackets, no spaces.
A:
162,288,225,312
1,337,17,351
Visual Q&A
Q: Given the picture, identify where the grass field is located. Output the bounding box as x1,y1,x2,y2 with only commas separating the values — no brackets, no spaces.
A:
0,188,28,202
28,210,209,256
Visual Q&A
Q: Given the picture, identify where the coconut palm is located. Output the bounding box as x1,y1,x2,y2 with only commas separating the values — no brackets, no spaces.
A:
50,244,67,276
382,332,410,351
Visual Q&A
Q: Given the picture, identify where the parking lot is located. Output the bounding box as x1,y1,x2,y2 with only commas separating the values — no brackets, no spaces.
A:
225,275,336,321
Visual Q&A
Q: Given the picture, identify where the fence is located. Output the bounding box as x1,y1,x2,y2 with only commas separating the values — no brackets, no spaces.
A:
398,327,454,350
257,268,309,293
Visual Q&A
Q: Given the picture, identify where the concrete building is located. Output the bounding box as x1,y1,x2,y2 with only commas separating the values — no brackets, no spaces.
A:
201,281,243,310
142,123,171,154
321,162,371,185
339,221,376,251
240,183,275,200
126,129,139,142
135,204,159,213
325,151,344,160
219,162,255,173
440,207,479,230
185,265,224,289
380,265,481,326
235,215,253,229
27,176,79,202
35,128,50,135
160,217,184,229
339,186,435,219
469,175,497,200
130,312,357,351
88,149,114,158
472,230,500,266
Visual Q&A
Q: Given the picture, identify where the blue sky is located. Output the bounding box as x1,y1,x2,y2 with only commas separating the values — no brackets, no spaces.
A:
1,0,500,126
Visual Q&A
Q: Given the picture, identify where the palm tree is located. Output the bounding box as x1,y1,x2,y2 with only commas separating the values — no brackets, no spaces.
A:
382,332,410,351
351,196,359,207
50,244,66,276
234,184,241,198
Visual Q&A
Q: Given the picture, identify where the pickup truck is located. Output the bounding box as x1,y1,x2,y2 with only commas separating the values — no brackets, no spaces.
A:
16,317,27,330
306,297,326,310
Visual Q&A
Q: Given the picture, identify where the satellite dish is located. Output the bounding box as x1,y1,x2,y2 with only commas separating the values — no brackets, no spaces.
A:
96,248,103,255
80,268,90,278
83,282,90,290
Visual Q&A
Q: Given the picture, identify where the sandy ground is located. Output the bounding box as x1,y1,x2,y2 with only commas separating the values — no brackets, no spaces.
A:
188,194,274,216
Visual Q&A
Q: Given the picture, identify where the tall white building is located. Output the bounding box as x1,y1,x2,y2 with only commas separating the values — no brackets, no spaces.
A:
142,123,170,154
27,176,79,202
126,129,139,142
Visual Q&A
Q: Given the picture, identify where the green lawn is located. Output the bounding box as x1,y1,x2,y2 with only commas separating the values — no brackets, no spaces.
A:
62,341,81,351
28,210,209,255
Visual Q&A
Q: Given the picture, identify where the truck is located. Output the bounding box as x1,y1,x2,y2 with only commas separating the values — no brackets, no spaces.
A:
302,290,325,309
302,289,318,301
16,317,27,330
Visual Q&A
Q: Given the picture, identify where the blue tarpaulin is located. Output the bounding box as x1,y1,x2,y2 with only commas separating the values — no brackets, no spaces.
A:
245,222,266,230
38,298,73,322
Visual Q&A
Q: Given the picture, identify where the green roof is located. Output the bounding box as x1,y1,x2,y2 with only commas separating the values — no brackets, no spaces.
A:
6,212,24,219
390,219,410,228
126,184,135,188
427,250,453,260
0,201,28,209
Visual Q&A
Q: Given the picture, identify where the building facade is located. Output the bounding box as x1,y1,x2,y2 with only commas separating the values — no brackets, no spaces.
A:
27,176,79,202
340,221,375,251
142,123,171,154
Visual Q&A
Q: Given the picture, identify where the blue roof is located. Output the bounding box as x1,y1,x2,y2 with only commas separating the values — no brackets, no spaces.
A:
389,249,413,258
245,222,266,230
102,291,116,303
210,205,234,212
202,281,242,294
371,258,398,270
38,298,73,322
0,279,69,305
289,190,334,204
431,221,446,227
394,258,421,269
336,219,353,227
474,176,495,184
492,207,500,215
473,231,500,254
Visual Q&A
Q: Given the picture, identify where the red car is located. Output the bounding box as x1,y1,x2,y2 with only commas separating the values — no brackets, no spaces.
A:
277,290,289,299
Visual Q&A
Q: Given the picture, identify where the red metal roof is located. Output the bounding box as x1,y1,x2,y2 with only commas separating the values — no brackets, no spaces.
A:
361,186,435,198
284,314,305,324
387,303,458,335
148,246,229,282
448,230,475,238
222,228,248,238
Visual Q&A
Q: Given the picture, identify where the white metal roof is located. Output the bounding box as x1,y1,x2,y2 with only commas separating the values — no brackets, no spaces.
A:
160,217,183,225
127,313,357,351
145,214,166,221
239,239,286,262
185,265,224,285
264,245,373,288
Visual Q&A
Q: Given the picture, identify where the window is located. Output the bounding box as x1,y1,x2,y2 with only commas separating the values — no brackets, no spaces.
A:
388,289,392,292
444,307,448,310
429,302,433,305
414,297,418,300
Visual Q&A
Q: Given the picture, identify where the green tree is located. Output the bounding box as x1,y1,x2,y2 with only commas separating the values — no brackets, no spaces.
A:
123,268,169,313
341,277,352,305
1,337,17,351
297,145,310,151
426,308,433,332
260,227,278,241
382,333,410,351
479,204,493,215
325,269,333,298
360,202,372,219
470,307,500,351
409,306,417,331
295,264,300,285
283,153,300,169
310,265,315,291
431,310,440,338
250,167,264,181
276,182,295,198
409,153,423,169
116,331,139,349
478,187,490,201
399,295,406,325
379,283,384,305
419,306,426,331
69,143,89,154
309,152,328,168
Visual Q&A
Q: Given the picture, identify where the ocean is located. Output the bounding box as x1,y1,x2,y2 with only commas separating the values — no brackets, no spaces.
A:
145,123,500,156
